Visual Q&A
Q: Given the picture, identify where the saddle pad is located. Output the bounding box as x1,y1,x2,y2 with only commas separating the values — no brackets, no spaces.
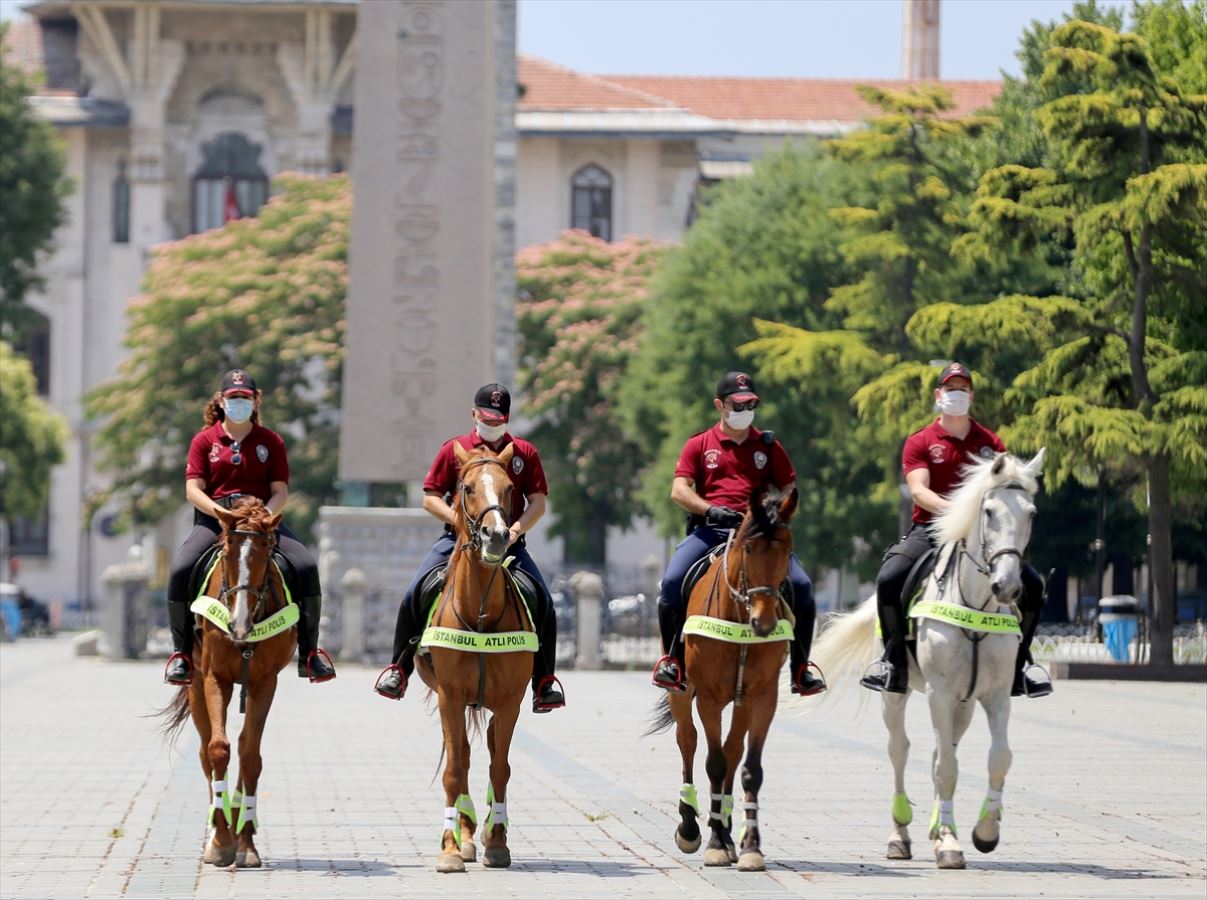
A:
419,556,538,654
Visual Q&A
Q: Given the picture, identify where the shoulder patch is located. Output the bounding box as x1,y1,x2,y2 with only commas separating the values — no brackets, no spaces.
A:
760,430,775,446
511,455,524,475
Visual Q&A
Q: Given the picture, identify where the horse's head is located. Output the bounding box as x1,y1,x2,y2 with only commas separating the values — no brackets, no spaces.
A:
932,448,1045,605
213,499,281,642
453,442,516,566
730,486,799,637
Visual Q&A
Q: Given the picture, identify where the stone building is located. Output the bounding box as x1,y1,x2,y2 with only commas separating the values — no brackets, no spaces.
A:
2,0,998,610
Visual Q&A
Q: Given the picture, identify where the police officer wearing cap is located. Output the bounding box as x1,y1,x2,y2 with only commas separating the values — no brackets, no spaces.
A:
163,369,337,686
652,372,826,696
860,362,1051,697
375,384,565,713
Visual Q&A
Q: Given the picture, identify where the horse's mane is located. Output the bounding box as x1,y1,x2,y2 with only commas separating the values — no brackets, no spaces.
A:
929,453,1038,546
229,497,275,530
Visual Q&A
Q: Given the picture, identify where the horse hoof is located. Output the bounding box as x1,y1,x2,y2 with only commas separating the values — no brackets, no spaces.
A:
887,840,912,860
460,842,477,863
483,846,512,868
437,852,466,874
704,848,732,867
205,843,236,868
675,829,702,854
972,831,999,854
737,851,765,872
725,841,738,864
936,850,966,869
235,850,262,868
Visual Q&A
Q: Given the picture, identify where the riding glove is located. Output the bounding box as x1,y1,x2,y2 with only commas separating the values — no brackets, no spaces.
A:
705,506,744,529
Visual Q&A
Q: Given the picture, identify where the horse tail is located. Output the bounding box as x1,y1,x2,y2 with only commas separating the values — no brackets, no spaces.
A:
154,686,192,743
643,694,674,737
802,595,879,707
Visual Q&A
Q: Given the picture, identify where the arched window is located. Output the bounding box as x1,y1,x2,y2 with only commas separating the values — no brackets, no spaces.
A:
571,164,612,241
191,132,268,233
112,159,129,243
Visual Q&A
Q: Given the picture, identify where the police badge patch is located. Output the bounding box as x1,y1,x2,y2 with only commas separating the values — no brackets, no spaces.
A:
511,456,524,475
753,451,768,470
256,445,268,463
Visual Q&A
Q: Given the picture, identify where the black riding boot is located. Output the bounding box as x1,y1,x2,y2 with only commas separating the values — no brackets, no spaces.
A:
1012,604,1052,698
531,595,564,713
861,601,910,694
653,603,687,692
164,600,194,685
375,598,420,700
789,612,826,696
296,595,336,682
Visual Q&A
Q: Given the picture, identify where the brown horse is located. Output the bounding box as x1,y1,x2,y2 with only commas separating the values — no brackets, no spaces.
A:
160,498,297,868
416,441,535,873
647,487,799,871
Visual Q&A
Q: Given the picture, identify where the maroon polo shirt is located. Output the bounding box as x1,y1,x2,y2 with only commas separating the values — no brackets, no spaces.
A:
185,422,290,502
902,418,1006,524
674,424,795,511
423,431,548,523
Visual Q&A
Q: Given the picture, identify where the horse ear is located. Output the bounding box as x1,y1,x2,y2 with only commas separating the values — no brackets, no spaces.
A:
778,487,799,523
213,507,239,530
453,441,470,464
264,513,283,533
991,452,1007,476
498,442,515,467
1024,447,1046,476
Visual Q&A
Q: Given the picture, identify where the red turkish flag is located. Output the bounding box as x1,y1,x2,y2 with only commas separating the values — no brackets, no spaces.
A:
223,180,241,223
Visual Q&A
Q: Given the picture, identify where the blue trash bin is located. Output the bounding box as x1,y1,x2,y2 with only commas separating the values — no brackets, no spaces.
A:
1098,595,1139,662
0,583,22,639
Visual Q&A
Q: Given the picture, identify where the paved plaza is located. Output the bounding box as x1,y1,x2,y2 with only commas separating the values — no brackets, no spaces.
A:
2,636,1204,899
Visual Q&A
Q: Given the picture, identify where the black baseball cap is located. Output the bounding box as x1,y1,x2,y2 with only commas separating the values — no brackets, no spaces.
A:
221,369,257,395
474,383,511,423
938,362,973,388
716,371,759,402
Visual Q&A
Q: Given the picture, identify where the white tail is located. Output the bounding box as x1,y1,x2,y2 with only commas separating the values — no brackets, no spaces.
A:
810,596,879,697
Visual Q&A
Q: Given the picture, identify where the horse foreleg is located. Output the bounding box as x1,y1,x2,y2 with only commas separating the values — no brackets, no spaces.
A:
202,674,237,867
669,692,702,853
972,693,1012,854
735,690,776,872
435,689,469,873
695,695,732,867
481,703,520,869
233,674,278,869
927,690,965,869
882,692,914,860
719,704,749,863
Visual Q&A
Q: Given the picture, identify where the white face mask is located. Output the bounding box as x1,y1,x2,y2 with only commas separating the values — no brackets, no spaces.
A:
938,390,971,416
725,409,755,430
476,420,506,443
224,397,254,423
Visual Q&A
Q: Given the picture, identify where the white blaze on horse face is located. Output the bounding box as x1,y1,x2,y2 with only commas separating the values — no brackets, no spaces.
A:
233,538,252,638
479,467,508,533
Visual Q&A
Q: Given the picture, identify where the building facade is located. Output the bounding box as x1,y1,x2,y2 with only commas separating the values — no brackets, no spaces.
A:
3,0,1000,609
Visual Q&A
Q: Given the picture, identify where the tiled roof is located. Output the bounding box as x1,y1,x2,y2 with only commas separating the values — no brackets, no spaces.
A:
517,56,680,112
601,75,1002,123
1,18,43,76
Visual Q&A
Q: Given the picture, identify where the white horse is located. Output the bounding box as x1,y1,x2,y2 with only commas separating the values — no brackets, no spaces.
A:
812,448,1045,869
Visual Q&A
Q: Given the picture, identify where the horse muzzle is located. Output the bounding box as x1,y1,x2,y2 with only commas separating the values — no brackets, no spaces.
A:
749,615,775,638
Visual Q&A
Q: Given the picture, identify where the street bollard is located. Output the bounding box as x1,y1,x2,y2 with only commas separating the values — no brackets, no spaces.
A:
340,567,367,663
571,570,604,670
98,562,150,659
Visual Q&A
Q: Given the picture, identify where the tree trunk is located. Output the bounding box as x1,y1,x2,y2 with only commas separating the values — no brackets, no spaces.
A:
1146,452,1175,666
563,505,609,568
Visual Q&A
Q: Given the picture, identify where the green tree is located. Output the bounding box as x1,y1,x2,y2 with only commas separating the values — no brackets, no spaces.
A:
0,341,67,519
0,23,72,339
87,174,349,537
625,145,891,576
916,19,1207,663
516,232,666,565
741,89,995,557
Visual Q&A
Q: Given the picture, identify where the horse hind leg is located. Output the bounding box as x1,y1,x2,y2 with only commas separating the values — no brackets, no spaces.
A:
669,693,702,853
972,694,1012,854
882,692,914,860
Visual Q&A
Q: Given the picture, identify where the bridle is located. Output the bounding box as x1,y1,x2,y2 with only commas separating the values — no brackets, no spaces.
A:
456,457,512,556
957,482,1032,580
216,527,278,640
716,522,790,621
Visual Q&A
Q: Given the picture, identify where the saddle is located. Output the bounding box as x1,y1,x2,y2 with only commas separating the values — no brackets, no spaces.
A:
415,559,542,653
901,547,939,643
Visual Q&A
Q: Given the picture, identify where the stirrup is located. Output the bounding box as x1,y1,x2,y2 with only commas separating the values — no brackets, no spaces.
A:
652,655,686,693
374,664,407,700
1018,663,1053,698
532,675,565,713
304,648,337,683
164,652,192,686
860,658,906,694
792,661,827,696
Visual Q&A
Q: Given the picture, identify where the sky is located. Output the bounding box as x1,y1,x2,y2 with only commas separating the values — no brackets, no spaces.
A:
517,0,1084,80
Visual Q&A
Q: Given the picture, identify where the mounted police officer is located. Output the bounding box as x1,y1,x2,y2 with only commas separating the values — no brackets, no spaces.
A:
374,384,565,713
651,372,826,696
860,362,1052,697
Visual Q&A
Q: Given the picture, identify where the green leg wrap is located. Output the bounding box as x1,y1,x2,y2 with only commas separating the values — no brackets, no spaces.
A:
892,791,913,826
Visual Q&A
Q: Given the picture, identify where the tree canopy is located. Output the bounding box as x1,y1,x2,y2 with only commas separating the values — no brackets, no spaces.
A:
0,341,66,520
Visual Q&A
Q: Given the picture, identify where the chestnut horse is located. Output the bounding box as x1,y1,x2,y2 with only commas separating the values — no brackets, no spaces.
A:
647,487,800,872
160,498,297,868
416,442,536,873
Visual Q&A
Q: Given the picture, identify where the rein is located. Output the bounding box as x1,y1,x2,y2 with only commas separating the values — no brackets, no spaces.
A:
215,527,279,714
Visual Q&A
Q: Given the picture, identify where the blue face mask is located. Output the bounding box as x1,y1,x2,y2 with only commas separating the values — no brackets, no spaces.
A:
224,398,254,423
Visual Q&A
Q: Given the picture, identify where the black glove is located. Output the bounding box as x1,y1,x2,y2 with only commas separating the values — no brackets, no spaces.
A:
705,506,744,529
